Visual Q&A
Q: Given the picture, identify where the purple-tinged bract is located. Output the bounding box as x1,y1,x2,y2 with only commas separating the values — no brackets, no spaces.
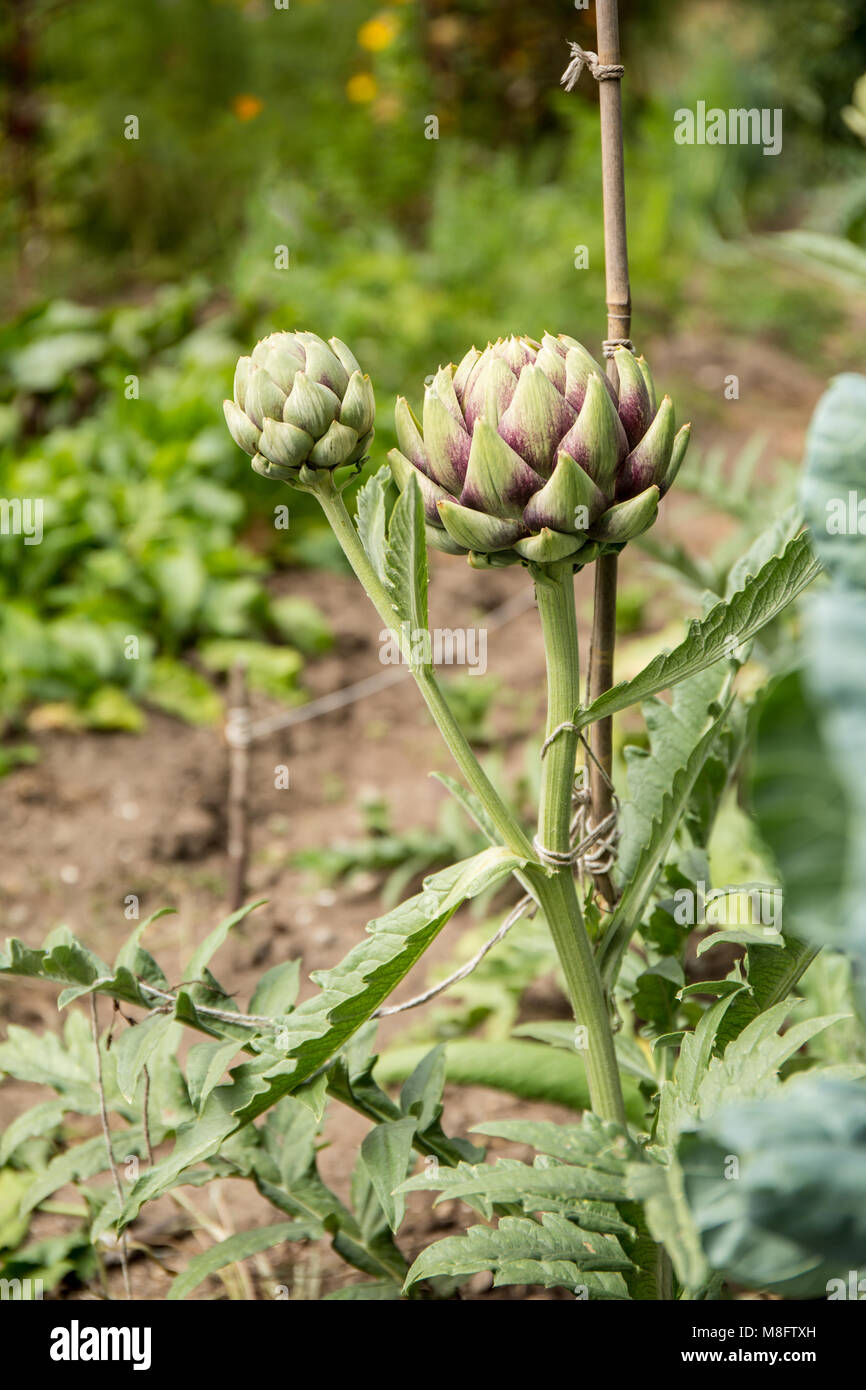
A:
388,334,689,567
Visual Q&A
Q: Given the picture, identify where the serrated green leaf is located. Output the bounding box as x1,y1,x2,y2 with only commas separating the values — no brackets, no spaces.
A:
575,531,819,733
399,1157,628,1206
399,1045,446,1132
724,505,804,598
470,1116,631,1175
656,1001,848,1153
186,1038,244,1113
249,959,301,1017
355,464,391,586
712,928,817,1048
0,1100,77,1165
167,1221,315,1301
360,1117,417,1232
113,1014,174,1105
0,1020,94,1098
185,901,265,982
114,908,176,977
120,851,522,1224
21,1129,149,1216
404,1213,632,1295
674,990,747,1106
431,772,500,847
384,472,428,635
599,668,735,987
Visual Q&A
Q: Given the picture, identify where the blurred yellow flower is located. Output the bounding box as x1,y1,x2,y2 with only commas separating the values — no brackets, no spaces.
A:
232,94,264,121
358,14,399,51
346,73,378,104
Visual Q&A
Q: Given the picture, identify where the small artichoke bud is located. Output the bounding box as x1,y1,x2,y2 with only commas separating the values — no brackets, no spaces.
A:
224,331,375,483
388,333,689,568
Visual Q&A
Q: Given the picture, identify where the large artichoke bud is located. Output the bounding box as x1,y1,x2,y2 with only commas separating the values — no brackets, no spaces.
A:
223,331,375,483
388,334,689,567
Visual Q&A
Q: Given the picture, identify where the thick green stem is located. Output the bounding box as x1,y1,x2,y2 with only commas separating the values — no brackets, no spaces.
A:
315,478,534,863
317,479,624,1124
531,561,626,1124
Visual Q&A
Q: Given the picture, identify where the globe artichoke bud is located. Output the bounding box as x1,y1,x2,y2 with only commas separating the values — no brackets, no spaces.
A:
388,334,689,568
224,331,375,484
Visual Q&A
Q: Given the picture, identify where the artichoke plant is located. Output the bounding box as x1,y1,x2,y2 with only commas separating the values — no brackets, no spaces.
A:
223,330,375,483
388,334,689,567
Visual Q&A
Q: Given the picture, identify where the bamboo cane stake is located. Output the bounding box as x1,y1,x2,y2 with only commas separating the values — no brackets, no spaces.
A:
587,0,630,908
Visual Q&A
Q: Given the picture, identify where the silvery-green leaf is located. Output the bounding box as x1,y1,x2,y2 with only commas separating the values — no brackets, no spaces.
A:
575,529,820,734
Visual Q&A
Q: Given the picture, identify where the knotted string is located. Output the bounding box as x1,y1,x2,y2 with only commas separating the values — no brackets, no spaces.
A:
535,729,620,876
561,43,634,369
560,42,624,92
602,337,635,358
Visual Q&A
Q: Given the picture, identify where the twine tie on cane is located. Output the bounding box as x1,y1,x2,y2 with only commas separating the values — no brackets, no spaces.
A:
561,45,634,370
535,726,620,877
602,337,634,358
560,42,624,91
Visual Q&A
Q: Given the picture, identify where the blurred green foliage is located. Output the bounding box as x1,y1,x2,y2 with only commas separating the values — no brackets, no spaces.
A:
0,0,864,730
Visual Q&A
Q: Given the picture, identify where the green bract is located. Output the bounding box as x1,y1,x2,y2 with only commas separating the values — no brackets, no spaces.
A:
224,330,375,483
388,334,690,568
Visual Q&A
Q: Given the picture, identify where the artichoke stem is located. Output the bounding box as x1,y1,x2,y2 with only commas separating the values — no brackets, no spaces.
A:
312,472,535,865
530,559,626,1125
586,551,619,907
